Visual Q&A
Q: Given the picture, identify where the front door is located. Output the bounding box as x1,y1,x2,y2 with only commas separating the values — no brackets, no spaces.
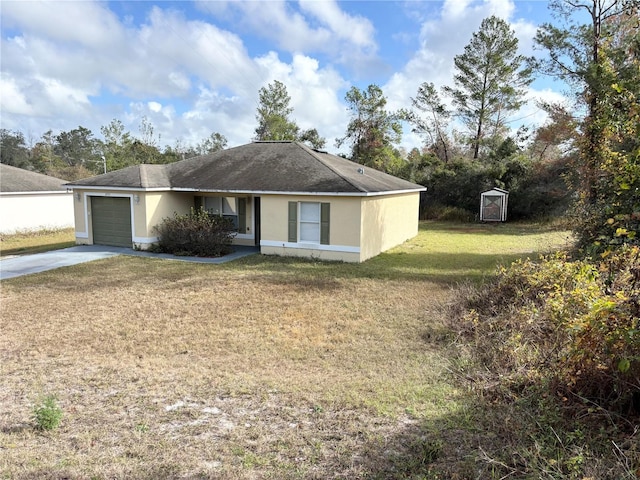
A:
254,197,261,246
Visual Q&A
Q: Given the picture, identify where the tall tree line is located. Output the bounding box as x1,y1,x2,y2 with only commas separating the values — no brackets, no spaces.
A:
0,118,228,180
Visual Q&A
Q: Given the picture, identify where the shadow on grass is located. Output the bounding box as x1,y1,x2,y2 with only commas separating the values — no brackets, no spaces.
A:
0,240,76,257
352,390,638,480
234,250,541,286
349,397,529,480
421,220,568,236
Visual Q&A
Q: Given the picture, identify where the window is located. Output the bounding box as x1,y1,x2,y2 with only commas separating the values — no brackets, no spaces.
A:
204,196,222,215
299,202,320,243
200,196,247,233
222,197,239,229
288,201,330,245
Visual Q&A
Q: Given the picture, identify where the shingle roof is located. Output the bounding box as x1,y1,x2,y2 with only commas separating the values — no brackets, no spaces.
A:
67,163,170,189
0,164,68,193
67,141,424,194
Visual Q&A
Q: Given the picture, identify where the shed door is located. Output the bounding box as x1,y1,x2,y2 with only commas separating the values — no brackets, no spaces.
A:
482,195,503,221
91,196,132,247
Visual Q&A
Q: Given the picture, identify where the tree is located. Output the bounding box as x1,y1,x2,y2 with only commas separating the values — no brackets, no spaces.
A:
336,84,403,173
535,0,637,200
529,101,579,163
444,15,534,159
138,116,160,148
404,82,452,163
0,129,30,169
196,132,228,155
100,119,133,172
298,128,326,150
254,80,299,141
535,0,640,250
54,126,101,172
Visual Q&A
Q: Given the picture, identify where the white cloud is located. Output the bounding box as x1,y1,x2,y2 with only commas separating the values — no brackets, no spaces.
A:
197,0,378,73
298,0,376,51
0,75,35,117
0,0,566,157
148,101,162,113
1,0,125,49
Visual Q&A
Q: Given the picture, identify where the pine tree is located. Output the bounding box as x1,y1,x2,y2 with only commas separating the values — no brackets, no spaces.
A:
444,15,533,159
336,84,403,173
254,80,299,141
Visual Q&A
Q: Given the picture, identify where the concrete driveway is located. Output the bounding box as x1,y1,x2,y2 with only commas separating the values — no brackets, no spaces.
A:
0,245,259,280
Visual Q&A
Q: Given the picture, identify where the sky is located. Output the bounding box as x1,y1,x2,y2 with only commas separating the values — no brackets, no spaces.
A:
0,0,569,155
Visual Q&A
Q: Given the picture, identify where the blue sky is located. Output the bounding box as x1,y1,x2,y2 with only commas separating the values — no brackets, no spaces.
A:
1,0,567,154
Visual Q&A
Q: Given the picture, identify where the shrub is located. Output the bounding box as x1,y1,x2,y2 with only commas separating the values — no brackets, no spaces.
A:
33,395,63,431
453,246,640,415
153,208,237,257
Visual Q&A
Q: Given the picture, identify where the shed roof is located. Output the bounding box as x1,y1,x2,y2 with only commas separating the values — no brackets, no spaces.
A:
67,142,424,194
481,188,509,195
0,164,68,193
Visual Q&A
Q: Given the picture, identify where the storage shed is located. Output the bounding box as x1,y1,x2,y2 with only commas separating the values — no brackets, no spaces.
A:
480,188,509,222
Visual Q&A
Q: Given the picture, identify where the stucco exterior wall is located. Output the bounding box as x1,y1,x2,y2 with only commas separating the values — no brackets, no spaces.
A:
360,192,420,261
144,192,194,243
0,192,74,234
70,189,420,260
75,190,257,249
137,192,256,248
259,194,362,262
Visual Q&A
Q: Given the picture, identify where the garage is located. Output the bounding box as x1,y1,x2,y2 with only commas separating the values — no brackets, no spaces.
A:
91,196,132,247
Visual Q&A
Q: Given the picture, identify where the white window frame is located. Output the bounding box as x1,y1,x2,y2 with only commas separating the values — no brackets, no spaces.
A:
299,202,321,244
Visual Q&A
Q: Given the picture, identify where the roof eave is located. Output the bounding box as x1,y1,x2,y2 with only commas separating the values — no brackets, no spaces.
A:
66,185,425,196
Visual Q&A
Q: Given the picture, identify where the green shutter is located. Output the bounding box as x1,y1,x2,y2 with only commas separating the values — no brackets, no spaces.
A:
320,203,330,245
194,195,203,211
288,201,297,243
238,198,247,233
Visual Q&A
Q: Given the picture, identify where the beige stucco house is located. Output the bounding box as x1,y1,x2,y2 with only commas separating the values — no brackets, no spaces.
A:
66,141,425,263
0,164,74,234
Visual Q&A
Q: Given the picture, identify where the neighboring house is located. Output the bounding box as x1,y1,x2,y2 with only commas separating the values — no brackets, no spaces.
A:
66,141,425,262
0,164,74,234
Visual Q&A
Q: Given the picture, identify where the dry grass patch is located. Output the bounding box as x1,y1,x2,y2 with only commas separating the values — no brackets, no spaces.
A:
0,222,572,479
1,257,457,479
0,227,75,257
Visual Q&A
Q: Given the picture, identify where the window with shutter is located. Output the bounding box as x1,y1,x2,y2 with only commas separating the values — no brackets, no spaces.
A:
288,202,330,245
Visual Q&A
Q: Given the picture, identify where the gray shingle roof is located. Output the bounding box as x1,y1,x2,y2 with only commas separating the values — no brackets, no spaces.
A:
67,163,170,189
67,142,424,194
0,164,68,193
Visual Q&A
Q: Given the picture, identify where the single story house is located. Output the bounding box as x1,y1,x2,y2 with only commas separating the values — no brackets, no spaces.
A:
66,141,425,263
0,164,74,234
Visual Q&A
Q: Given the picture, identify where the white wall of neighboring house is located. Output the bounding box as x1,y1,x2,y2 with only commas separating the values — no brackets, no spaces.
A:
0,191,74,234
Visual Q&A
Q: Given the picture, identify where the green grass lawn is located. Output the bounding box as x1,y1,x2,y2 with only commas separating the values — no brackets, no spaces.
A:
0,221,576,479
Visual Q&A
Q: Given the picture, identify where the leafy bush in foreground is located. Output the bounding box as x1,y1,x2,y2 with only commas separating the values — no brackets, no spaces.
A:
153,208,236,257
458,246,639,413
447,246,639,478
